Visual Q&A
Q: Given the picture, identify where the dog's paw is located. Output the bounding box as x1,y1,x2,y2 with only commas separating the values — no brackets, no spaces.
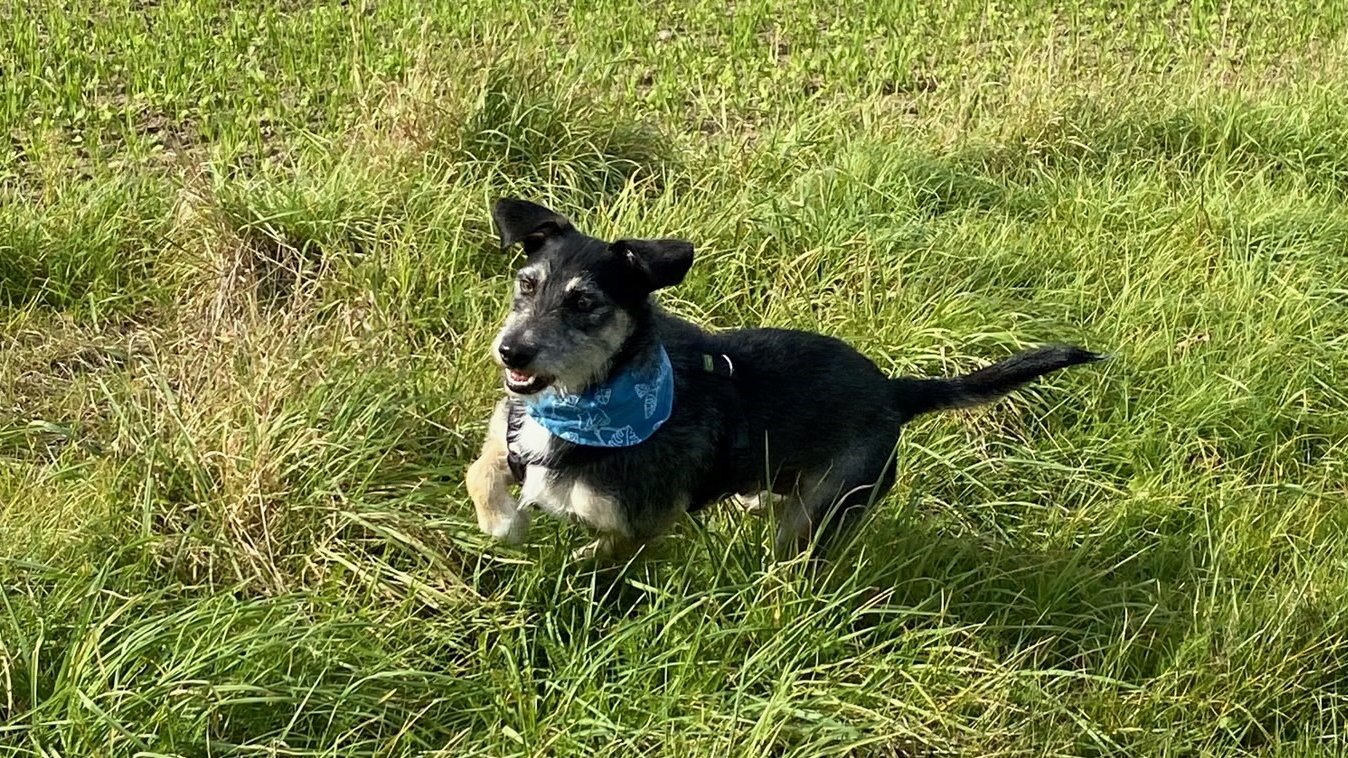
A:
479,507,530,545
570,539,604,562
733,492,780,516
570,535,641,562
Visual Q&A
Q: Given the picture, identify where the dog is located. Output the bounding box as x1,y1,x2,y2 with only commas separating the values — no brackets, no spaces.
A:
466,198,1104,560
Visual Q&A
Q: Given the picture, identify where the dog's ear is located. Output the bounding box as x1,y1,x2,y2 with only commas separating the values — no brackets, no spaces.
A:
613,238,694,292
492,198,573,254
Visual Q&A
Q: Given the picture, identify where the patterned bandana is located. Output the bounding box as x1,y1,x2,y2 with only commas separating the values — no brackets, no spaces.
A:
522,346,675,447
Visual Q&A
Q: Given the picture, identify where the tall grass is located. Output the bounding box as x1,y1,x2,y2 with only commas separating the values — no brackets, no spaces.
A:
2,1,1346,755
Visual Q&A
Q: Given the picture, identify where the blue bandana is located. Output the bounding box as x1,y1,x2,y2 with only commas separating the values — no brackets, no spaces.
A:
523,346,675,447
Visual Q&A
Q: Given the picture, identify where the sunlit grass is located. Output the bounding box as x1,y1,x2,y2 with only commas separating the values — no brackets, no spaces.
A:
2,1,1346,755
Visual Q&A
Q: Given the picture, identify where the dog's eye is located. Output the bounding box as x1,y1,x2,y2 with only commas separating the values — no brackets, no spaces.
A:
571,293,597,312
517,277,537,296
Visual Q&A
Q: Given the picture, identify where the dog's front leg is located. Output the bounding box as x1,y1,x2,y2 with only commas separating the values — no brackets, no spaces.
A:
568,488,686,562
571,533,642,562
466,401,530,544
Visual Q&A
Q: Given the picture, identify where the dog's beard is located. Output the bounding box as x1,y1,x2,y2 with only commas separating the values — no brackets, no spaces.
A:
544,345,623,395
495,310,635,395
492,338,620,396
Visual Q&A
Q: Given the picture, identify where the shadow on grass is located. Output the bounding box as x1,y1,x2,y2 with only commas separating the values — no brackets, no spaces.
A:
481,471,1343,753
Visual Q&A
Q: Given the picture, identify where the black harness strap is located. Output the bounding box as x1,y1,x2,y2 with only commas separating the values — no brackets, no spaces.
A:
702,351,752,474
701,352,731,376
505,402,528,484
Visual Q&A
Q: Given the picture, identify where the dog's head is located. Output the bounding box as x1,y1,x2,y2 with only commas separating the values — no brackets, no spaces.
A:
488,198,693,395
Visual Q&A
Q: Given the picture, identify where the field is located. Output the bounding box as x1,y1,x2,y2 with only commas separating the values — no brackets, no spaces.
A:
3,1,1347,755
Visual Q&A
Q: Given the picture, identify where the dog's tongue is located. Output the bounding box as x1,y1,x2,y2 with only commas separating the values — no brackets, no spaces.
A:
506,369,533,384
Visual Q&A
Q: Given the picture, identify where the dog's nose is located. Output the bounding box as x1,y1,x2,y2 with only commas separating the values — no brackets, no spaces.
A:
498,342,536,369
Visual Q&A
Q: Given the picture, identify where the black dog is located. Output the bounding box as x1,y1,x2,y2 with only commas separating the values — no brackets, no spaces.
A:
467,198,1103,559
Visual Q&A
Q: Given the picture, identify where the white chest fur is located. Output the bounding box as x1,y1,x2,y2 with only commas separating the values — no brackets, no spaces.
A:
512,414,554,462
514,415,629,536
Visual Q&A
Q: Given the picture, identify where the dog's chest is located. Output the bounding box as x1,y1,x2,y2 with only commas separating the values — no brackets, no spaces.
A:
511,412,554,463
512,415,627,535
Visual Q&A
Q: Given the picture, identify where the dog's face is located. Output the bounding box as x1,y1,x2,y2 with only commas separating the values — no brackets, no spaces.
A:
488,198,694,395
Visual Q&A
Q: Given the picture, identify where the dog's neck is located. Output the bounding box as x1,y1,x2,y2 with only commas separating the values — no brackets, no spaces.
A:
604,334,660,386
584,304,663,392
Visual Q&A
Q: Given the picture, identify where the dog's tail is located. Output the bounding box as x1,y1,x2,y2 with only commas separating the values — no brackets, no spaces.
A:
891,345,1105,421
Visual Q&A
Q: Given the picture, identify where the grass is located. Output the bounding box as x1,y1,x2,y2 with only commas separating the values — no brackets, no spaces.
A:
2,0,1347,754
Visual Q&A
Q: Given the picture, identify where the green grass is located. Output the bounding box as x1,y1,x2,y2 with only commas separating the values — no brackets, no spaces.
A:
2,0,1347,754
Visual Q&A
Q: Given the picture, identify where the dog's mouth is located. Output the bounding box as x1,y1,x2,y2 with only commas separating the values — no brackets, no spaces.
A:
504,368,554,395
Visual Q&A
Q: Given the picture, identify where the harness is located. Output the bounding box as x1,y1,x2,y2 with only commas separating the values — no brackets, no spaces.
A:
504,351,748,489
504,401,530,483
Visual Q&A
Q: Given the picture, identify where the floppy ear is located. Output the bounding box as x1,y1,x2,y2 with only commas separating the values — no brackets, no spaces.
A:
614,238,694,292
492,198,573,254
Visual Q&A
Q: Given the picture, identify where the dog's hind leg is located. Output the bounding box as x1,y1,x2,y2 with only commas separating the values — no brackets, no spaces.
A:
779,442,900,558
466,400,530,544
772,491,813,558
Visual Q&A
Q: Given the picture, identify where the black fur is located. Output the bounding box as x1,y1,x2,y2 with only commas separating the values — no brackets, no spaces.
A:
492,198,572,253
477,198,1104,556
891,345,1105,421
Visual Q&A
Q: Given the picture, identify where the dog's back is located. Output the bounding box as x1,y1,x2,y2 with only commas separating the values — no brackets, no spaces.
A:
703,323,1100,482
707,325,904,484
673,316,1102,552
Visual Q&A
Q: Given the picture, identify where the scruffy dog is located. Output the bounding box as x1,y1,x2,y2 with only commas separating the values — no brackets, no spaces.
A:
467,199,1102,559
